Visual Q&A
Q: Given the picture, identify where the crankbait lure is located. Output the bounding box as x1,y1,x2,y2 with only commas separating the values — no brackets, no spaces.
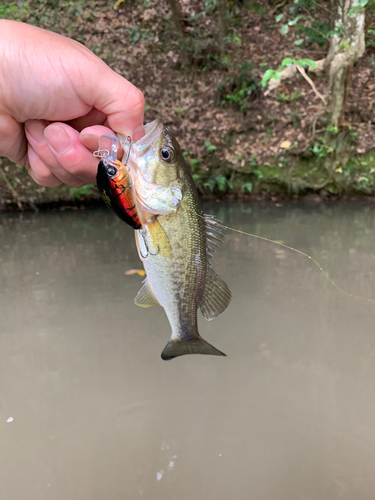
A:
95,134,142,230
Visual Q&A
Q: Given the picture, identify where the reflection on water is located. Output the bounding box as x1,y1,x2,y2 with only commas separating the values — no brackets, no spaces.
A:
1,203,375,500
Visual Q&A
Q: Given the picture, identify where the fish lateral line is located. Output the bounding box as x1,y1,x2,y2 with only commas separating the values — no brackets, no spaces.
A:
198,213,375,305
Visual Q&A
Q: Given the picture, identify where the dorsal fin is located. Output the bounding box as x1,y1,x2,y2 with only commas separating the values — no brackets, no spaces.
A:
204,214,226,257
200,265,231,320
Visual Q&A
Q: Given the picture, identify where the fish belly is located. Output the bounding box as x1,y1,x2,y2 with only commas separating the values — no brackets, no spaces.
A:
137,208,206,340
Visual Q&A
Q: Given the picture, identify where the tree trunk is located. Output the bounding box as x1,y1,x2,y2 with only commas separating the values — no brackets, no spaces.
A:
325,0,365,128
166,0,189,67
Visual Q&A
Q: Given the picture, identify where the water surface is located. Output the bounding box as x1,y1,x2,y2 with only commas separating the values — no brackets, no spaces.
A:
1,202,375,500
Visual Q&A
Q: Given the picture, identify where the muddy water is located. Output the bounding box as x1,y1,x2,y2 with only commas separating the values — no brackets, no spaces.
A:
1,203,375,500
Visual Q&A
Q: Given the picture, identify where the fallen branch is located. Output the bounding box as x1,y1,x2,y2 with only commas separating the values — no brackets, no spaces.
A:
264,58,325,95
264,65,297,95
296,65,326,104
0,166,23,210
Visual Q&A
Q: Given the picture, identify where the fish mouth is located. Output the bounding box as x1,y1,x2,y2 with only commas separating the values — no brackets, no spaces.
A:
132,119,163,151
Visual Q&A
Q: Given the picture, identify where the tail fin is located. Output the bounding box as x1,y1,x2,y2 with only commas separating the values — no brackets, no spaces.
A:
161,336,226,361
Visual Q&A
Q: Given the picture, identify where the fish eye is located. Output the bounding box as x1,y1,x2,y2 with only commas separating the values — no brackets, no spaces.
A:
160,147,174,163
107,166,117,176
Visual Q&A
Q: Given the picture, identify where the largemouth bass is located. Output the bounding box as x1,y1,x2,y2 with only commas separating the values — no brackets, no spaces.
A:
119,120,231,360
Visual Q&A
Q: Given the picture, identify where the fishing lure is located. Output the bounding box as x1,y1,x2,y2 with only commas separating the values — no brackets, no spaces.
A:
95,134,142,230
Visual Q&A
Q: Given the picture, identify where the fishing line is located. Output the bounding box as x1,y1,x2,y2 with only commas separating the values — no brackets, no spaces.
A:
200,214,375,304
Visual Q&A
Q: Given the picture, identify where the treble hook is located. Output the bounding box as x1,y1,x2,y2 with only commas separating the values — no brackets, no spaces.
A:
124,136,132,166
139,229,160,259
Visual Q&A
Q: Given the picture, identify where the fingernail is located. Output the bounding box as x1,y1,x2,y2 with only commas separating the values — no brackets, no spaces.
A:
45,125,72,155
25,120,46,145
79,133,96,140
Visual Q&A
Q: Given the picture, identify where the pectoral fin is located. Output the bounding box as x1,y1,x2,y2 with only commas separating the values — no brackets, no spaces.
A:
134,278,161,307
147,218,171,257
200,265,231,320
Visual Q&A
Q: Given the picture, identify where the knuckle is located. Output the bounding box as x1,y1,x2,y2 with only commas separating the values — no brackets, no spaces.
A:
130,87,145,110
69,178,86,188
30,170,61,187
28,150,61,187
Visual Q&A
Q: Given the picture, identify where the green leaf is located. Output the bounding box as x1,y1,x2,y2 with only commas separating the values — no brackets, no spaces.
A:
241,182,253,193
215,175,228,192
280,24,289,35
205,141,217,153
275,13,284,22
297,58,317,69
294,39,303,45
281,57,294,66
261,69,276,87
288,15,303,26
203,180,216,192
69,184,94,199
348,0,367,12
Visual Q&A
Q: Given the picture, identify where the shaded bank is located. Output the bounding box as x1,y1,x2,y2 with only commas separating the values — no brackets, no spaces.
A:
2,0,375,209
2,148,375,212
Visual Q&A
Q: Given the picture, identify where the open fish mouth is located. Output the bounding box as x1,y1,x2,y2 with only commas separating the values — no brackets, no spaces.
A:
133,120,162,147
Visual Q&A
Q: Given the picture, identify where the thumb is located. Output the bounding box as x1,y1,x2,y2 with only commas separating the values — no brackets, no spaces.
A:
87,65,145,138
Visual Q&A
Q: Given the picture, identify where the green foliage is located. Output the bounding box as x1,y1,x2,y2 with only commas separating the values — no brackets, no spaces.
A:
309,138,334,159
275,0,334,48
261,58,316,87
184,150,235,193
224,31,242,46
189,0,217,19
348,0,368,15
183,150,203,172
124,25,154,45
241,182,253,193
308,127,341,159
69,184,95,199
367,28,375,48
0,1,29,20
278,89,302,102
217,61,261,111
203,175,233,192
205,141,217,153
186,36,224,71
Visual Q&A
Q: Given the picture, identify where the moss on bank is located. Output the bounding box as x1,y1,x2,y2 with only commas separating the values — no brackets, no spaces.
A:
1,147,375,212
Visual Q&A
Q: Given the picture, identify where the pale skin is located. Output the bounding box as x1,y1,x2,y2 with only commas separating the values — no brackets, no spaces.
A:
0,20,145,187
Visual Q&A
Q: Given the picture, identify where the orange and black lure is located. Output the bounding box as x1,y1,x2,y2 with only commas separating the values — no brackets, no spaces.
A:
96,159,142,230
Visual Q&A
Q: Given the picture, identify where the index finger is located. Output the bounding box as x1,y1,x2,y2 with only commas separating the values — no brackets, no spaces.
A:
85,66,145,139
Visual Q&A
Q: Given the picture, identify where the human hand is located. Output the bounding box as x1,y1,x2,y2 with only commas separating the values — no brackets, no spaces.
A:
0,20,145,187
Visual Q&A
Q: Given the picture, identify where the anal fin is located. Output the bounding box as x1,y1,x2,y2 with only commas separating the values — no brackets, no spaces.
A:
134,278,161,307
200,265,231,320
